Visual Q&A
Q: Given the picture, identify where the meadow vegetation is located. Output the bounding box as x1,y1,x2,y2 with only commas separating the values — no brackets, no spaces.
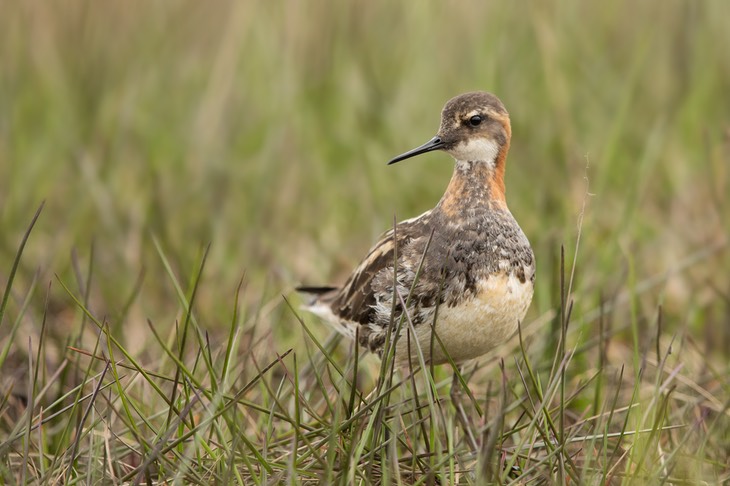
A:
1,1,728,483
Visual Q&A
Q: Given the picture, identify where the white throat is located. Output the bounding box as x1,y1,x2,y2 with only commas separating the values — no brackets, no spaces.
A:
449,138,499,168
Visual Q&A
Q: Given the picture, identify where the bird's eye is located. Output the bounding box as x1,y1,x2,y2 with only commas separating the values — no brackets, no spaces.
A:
468,115,483,127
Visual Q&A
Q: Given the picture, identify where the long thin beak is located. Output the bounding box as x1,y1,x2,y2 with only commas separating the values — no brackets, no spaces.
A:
387,136,445,165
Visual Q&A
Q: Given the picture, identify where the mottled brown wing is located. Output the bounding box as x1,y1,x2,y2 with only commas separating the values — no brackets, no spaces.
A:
329,214,431,325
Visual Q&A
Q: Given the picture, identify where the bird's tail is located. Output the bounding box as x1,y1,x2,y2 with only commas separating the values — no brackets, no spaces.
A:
295,286,338,295
295,285,338,306
294,285,355,339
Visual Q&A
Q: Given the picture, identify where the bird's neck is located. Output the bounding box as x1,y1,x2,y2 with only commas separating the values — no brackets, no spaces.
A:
437,146,509,215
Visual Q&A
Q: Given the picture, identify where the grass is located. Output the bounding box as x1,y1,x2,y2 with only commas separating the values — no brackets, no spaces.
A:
1,0,729,483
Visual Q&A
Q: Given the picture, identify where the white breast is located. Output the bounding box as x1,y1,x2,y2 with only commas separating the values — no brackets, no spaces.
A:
397,271,534,365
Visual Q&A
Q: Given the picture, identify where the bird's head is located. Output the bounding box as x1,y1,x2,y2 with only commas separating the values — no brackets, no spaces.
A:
388,91,511,168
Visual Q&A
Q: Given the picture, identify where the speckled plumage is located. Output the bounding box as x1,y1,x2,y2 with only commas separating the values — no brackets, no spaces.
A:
298,92,535,365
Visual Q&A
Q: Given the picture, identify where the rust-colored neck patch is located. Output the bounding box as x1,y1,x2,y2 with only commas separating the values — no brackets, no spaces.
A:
438,134,510,217
489,111,511,206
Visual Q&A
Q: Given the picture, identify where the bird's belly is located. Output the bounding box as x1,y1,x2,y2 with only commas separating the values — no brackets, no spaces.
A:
398,272,534,365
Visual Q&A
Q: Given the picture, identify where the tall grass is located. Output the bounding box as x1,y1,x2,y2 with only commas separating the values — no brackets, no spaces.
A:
1,0,728,483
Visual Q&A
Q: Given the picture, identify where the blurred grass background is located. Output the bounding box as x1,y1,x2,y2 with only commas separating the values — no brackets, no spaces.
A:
2,0,727,348
1,0,729,482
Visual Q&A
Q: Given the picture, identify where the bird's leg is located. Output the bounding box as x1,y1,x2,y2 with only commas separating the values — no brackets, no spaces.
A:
450,366,478,452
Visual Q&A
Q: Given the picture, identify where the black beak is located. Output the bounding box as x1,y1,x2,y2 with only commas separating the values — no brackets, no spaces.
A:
387,136,445,165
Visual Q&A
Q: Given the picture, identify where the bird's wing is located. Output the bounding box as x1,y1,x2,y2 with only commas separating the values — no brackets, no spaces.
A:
329,211,433,326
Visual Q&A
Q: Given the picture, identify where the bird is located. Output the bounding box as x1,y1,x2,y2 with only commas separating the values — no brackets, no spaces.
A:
297,91,535,367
